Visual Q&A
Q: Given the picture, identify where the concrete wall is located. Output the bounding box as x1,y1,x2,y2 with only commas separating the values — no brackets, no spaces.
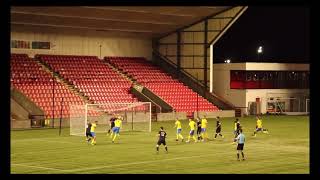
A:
11,98,29,121
196,110,235,118
11,25,152,60
11,119,31,129
212,63,247,109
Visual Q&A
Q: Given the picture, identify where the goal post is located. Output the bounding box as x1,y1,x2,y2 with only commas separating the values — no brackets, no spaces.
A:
69,102,152,136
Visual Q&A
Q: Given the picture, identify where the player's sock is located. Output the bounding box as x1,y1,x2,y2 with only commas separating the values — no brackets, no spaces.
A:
214,134,217,138
156,146,159,151
112,134,117,141
165,146,168,152
241,152,245,159
219,134,223,137
192,136,197,142
176,134,179,140
179,134,184,141
187,135,191,142
237,153,240,160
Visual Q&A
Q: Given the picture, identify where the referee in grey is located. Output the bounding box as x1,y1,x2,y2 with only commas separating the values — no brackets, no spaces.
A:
235,129,245,161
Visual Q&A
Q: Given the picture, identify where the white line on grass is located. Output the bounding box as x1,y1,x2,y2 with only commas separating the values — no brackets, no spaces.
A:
11,163,69,172
12,138,82,145
65,153,218,173
11,143,308,174
12,154,218,173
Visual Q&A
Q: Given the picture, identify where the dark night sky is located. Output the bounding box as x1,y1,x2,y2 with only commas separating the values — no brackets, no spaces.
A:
213,7,309,63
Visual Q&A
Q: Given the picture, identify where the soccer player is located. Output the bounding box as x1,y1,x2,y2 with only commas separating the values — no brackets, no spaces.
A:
111,116,122,143
107,114,116,136
201,115,208,142
214,116,224,139
174,118,184,142
235,129,245,161
156,126,168,154
234,118,241,137
196,118,202,141
253,116,269,137
86,121,92,143
232,118,241,144
186,118,197,143
90,121,98,145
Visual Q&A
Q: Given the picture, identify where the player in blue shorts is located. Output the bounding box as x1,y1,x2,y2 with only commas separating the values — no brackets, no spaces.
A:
111,116,122,143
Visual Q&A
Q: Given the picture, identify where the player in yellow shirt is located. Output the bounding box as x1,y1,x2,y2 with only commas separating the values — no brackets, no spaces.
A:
253,116,268,137
111,116,122,143
232,118,241,144
186,118,197,143
201,115,208,142
174,118,184,142
90,121,98,145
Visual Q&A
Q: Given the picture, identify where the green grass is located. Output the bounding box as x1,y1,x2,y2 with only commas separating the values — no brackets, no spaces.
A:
11,115,309,174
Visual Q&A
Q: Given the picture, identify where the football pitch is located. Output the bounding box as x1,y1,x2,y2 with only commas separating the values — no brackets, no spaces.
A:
11,115,309,174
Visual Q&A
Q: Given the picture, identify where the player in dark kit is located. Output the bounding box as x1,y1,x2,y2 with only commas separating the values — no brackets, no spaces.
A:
156,127,168,154
107,115,116,136
86,122,92,143
214,116,224,139
196,118,202,141
234,119,241,137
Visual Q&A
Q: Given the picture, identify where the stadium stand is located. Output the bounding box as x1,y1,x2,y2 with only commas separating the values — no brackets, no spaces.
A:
10,53,84,118
37,55,138,106
106,56,220,113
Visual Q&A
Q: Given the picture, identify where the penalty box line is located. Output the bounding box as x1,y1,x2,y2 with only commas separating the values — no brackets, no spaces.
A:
66,153,218,173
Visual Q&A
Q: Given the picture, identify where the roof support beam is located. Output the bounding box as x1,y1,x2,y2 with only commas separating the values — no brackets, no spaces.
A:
156,7,232,40
207,6,248,48
204,19,208,91
177,31,181,78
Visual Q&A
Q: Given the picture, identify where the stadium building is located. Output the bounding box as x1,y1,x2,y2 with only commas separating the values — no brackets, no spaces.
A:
10,6,309,128
9,6,310,174
212,62,309,116
11,6,250,129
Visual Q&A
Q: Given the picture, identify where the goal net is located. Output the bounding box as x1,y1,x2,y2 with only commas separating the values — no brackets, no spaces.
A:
69,102,151,136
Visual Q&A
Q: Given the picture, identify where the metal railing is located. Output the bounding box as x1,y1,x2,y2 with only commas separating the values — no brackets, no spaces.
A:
153,50,235,110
